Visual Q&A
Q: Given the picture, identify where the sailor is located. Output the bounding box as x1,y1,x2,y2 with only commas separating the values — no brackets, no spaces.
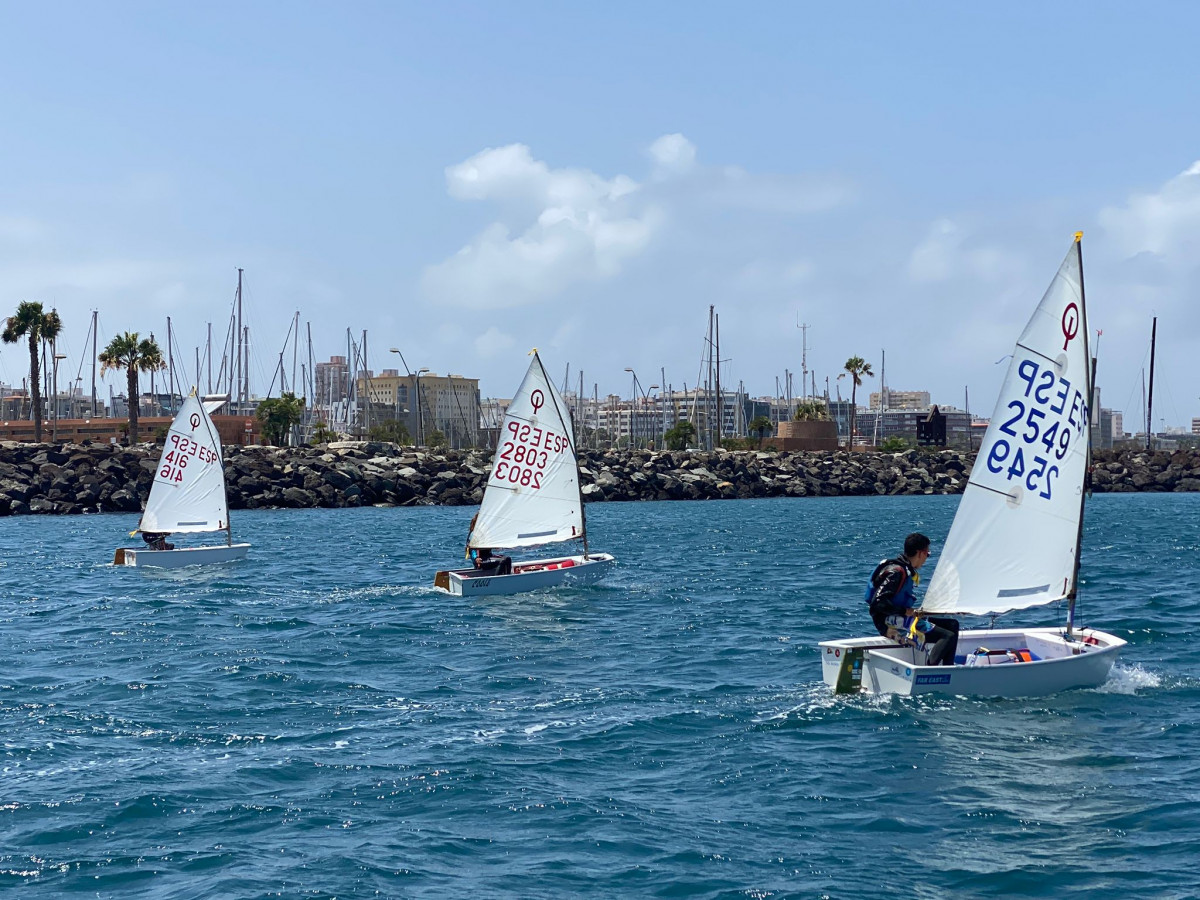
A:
141,531,174,551
865,532,958,666
471,547,512,576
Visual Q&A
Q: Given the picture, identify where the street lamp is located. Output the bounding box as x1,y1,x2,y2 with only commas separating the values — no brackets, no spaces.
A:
647,385,660,448
415,367,430,446
388,349,417,443
624,368,640,448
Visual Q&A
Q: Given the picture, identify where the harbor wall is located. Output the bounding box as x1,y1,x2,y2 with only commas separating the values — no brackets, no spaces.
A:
1,442,1199,516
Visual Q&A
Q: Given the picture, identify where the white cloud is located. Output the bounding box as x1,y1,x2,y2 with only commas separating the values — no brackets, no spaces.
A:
648,133,697,175
1098,160,1200,263
422,134,858,312
422,143,660,309
907,218,1022,285
472,325,516,360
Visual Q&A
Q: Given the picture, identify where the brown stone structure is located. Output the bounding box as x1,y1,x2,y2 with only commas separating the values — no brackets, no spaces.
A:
0,415,260,445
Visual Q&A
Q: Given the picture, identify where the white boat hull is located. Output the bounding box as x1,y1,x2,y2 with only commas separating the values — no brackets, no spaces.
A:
435,553,615,597
114,543,251,568
819,627,1125,697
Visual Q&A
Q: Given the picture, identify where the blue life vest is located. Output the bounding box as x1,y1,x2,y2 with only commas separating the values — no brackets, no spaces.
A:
864,557,918,614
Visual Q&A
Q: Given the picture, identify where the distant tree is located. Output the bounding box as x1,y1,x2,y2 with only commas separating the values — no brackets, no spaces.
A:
880,436,913,452
99,332,165,445
2,301,63,442
369,419,411,445
426,429,448,450
665,420,696,451
256,391,306,445
793,400,828,421
749,415,773,449
309,420,338,445
838,356,874,449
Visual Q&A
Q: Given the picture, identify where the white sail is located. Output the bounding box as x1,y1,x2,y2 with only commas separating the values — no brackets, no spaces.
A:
139,391,230,535
923,237,1091,615
469,352,583,550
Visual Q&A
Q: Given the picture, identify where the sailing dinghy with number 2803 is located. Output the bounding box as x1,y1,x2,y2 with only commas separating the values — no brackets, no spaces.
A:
820,234,1125,697
433,350,614,597
112,390,250,568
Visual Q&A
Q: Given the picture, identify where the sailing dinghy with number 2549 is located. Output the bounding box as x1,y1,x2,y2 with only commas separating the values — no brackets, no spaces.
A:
433,350,614,597
820,233,1125,697
112,390,250,568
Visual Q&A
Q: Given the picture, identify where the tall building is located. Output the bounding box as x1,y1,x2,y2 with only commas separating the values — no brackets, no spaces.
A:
358,370,480,448
868,389,930,410
314,356,350,408
855,405,973,448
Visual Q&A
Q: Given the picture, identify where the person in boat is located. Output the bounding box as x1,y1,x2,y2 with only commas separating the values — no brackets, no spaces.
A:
471,546,513,577
865,532,958,666
141,531,174,551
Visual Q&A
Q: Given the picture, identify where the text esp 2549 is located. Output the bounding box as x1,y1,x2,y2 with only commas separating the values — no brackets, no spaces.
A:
985,357,1088,500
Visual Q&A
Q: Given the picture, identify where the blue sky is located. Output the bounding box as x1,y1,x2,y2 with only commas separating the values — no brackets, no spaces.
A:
2,1,1199,427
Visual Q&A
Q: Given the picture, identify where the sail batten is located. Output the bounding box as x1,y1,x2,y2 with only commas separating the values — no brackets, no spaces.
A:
923,240,1092,616
138,392,230,535
469,352,583,551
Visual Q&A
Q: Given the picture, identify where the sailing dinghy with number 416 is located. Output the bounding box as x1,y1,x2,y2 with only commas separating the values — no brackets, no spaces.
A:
433,350,614,597
113,390,250,568
820,233,1125,697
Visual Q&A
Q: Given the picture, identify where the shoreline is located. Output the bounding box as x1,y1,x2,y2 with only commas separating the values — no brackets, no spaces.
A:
1,441,1198,517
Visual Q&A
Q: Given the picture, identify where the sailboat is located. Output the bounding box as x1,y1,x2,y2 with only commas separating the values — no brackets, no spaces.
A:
112,390,250,568
820,233,1125,697
433,350,615,597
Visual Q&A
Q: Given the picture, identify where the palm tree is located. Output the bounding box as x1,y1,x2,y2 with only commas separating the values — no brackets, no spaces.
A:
99,333,165,444
749,414,773,448
838,356,874,449
256,391,306,445
2,301,63,442
793,400,828,421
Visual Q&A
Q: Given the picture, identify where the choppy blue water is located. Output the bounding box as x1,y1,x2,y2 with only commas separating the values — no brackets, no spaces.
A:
0,494,1196,899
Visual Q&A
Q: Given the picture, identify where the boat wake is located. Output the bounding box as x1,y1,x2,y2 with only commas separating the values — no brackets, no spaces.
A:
1097,663,1161,694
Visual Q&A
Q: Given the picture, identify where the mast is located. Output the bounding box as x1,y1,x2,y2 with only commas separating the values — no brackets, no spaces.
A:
90,309,98,417
798,321,809,401
243,326,250,413
533,350,589,557
292,311,300,396
149,331,157,410
714,311,722,446
167,316,174,409
235,269,243,414
706,306,714,450
1066,232,1092,638
1146,316,1157,450
964,386,972,451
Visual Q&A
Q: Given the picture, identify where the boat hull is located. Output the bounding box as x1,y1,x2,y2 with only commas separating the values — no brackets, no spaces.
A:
113,543,251,568
435,553,615,597
819,627,1125,697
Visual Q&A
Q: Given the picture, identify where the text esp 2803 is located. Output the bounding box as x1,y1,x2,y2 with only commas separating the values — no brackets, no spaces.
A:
985,357,1089,500
157,415,219,485
493,390,570,491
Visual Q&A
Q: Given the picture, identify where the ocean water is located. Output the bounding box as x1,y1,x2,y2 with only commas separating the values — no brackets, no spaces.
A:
0,494,1196,899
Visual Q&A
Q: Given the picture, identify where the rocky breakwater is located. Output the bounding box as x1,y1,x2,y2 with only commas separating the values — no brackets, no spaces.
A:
1,442,1198,517
1089,448,1200,493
